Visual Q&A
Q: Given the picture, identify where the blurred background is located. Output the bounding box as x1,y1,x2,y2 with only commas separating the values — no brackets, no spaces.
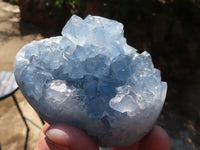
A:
0,0,200,149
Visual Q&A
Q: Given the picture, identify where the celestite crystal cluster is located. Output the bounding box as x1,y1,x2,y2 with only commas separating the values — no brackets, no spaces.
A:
14,15,167,147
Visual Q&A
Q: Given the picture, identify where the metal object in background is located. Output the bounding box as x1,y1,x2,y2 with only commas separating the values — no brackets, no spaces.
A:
0,71,44,150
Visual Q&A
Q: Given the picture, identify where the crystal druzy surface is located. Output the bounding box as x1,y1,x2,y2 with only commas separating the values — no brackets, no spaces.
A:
14,15,167,147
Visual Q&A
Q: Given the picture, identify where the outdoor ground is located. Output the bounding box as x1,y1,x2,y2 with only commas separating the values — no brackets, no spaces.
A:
0,1,44,149
0,0,199,150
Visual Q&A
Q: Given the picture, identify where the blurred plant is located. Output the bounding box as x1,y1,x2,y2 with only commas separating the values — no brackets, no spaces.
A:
45,0,85,16
8,0,18,4
43,0,200,26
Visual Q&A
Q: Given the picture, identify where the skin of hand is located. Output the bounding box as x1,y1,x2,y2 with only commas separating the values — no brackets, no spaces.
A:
35,123,170,150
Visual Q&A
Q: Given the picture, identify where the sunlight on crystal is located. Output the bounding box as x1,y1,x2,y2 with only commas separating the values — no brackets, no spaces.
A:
14,14,167,147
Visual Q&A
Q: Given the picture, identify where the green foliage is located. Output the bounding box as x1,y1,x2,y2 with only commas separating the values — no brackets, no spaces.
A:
44,0,200,26
9,0,18,4
45,0,85,16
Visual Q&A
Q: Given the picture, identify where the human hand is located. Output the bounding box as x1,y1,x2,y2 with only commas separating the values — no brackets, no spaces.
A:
35,123,170,150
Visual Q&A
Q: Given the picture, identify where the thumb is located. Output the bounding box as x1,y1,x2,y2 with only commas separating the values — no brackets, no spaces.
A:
45,123,99,150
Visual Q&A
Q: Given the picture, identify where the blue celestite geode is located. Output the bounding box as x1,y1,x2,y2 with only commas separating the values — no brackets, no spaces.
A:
14,15,167,147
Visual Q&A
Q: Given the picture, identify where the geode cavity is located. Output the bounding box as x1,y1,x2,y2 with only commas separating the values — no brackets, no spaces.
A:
14,15,167,147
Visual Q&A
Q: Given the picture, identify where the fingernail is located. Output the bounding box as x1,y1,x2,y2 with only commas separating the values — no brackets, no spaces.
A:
46,128,70,149
45,137,70,150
